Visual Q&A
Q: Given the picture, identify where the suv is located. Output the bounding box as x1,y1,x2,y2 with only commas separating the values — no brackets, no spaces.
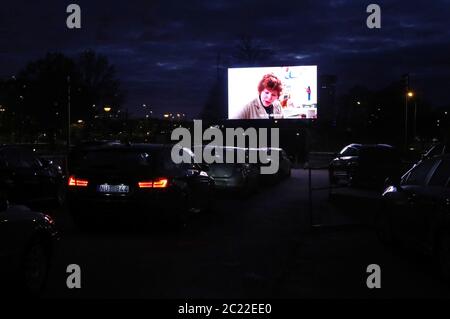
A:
377,155,450,281
329,144,401,189
422,142,450,160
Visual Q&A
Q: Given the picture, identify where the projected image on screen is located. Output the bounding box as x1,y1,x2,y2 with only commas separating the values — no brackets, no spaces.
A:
228,66,317,120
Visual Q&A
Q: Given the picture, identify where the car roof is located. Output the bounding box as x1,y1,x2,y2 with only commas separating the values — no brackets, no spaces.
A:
428,154,450,160
342,143,395,150
346,143,394,149
72,143,171,152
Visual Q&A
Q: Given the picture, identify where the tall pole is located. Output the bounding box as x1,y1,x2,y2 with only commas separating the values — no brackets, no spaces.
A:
414,100,417,140
67,75,71,174
405,93,408,150
403,73,409,151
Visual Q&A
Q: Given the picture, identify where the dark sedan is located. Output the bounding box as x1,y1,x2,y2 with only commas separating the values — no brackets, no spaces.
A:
329,144,401,190
67,143,215,228
376,155,450,281
0,194,59,296
251,147,292,185
0,145,66,208
420,142,450,161
197,146,260,195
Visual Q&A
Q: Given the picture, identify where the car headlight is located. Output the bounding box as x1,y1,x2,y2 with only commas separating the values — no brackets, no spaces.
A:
382,186,397,196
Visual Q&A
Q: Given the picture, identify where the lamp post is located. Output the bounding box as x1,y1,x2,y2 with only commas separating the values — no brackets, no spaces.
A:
405,91,414,149
414,99,417,140
67,76,71,150
66,75,71,175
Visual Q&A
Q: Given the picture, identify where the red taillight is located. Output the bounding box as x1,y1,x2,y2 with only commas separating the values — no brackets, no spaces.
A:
153,178,169,188
138,181,153,188
68,176,89,187
138,178,169,189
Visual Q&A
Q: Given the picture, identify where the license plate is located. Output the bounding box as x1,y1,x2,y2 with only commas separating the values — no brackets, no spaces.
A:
97,184,129,193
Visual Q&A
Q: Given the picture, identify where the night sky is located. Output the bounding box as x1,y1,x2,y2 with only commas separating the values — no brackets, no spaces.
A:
1,0,450,117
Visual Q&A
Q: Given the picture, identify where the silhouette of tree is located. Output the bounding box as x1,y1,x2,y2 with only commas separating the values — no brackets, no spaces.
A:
0,77,28,142
76,50,125,120
232,35,274,66
12,51,125,143
17,53,76,143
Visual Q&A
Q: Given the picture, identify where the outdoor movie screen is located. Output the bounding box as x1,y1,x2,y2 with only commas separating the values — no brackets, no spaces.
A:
228,66,317,120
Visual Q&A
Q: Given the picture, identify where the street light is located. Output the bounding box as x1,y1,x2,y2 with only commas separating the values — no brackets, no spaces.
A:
405,91,415,149
104,106,112,112
411,93,418,140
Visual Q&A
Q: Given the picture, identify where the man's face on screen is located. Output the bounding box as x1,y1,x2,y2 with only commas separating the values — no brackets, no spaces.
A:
260,89,279,107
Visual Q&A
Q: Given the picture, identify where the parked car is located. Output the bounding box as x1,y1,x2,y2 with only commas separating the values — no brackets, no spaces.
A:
329,144,401,190
251,147,292,184
67,143,215,228
0,145,66,208
376,154,450,281
278,148,292,179
197,146,260,195
0,193,59,296
68,139,122,172
421,142,450,161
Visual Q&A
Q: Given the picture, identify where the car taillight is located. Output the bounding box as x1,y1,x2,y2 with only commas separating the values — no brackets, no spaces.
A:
68,176,89,187
138,178,169,188
138,181,153,188
153,178,169,188
43,214,55,225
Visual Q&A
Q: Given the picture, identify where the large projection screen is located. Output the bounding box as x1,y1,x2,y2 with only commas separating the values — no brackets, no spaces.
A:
228,66,317,120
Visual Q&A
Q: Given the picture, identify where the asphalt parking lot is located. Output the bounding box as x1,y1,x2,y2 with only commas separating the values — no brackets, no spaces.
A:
40,169,450,298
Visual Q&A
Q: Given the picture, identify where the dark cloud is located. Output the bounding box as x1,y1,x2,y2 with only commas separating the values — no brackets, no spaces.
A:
1,0,450,117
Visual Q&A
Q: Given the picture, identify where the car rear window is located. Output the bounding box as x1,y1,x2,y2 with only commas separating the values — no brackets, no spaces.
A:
203,147,248,163
77,149,155,170
0,147,41,169
339,146,359,157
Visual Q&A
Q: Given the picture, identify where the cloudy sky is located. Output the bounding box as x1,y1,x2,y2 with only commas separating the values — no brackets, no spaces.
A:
1,0,450,117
